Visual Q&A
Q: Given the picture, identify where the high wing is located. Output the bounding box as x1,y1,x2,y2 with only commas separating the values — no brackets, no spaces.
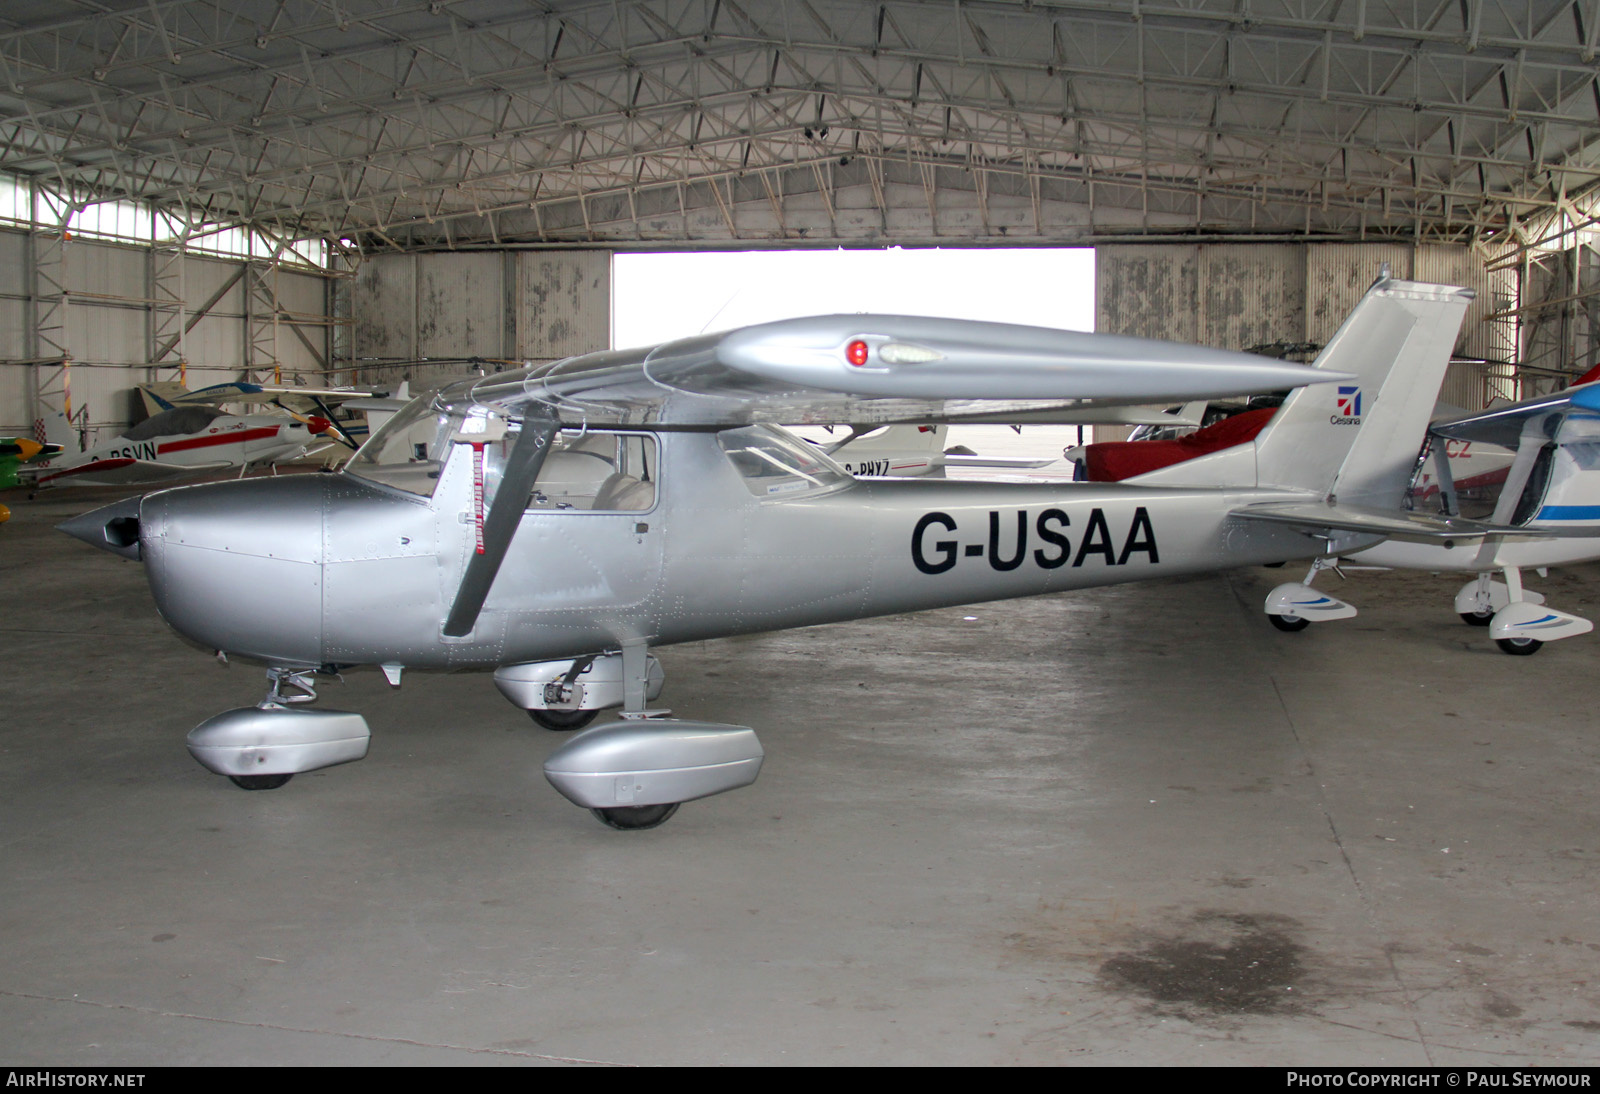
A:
439,314,1347,428
1429,382,1600,448
141,381,375,411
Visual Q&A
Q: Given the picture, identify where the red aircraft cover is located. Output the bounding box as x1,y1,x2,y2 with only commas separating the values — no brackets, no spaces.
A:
1082,407,1277,482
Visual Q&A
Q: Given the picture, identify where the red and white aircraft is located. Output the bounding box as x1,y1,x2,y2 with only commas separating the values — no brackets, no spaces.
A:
22,405,333,490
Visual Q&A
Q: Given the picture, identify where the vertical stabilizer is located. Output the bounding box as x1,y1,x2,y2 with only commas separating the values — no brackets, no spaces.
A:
1132,271,1473,505
39,411,77,452
136,381,189,417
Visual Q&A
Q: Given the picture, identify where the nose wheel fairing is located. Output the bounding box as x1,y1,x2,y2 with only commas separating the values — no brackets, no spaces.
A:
187,706,372,781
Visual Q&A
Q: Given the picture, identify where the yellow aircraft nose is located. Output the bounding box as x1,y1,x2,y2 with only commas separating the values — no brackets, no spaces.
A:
12,438,42,460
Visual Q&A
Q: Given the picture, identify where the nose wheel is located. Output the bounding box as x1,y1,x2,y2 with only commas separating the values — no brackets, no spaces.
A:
229,773,293,790
591,803,680,830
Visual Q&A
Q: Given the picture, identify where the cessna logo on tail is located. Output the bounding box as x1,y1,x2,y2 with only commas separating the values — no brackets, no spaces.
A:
912,507,1159,575
1333,386,1363,424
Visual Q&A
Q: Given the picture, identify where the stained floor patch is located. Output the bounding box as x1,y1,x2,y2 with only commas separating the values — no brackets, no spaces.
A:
1098,910,1309,1017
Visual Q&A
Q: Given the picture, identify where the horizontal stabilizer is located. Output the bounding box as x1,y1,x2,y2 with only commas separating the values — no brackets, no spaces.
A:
1229,501,1596,543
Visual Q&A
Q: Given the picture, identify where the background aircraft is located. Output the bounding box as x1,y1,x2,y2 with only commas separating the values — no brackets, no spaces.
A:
1073,366,1600,654
0,436,63,489
63,276,1525,828
1284,380,1600,654
22,404,333,490
809,403,1208,479
139,379,375,450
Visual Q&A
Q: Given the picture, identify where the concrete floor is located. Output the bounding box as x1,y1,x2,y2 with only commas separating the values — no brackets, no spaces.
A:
4,483,1600,1066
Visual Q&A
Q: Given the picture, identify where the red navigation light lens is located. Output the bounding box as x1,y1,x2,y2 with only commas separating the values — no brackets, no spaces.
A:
846,339,870,366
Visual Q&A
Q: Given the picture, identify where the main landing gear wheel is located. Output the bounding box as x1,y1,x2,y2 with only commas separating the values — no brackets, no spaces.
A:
229,773,293,790
529,708,599,731
1269,614,1311,632
590,803,680,830
1460,609,1494,627
1495,637,1543,656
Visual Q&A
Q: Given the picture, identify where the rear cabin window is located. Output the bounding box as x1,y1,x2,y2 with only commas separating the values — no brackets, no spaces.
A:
718,425,851,499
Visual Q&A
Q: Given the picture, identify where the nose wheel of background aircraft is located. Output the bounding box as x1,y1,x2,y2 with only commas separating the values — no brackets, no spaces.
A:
1460,609,1494,626
528,708,599,731
1495,637,1543,656
590,803,680,830
229,774,293,790
1269,613,1310,632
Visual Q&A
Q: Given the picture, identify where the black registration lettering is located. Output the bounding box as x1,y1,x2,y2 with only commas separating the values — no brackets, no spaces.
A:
1072,509,1116,567
1033,508,1071,569
912,512,958,574
987,510,1027,571
1117,506,1160,565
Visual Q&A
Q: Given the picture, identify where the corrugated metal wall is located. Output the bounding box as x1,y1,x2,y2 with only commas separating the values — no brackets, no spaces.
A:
0,231,28,424
0,226,334,436
1098,243,1505,409
353,250,611,387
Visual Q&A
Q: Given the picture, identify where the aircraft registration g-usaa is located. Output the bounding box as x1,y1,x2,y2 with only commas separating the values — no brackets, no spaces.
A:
62,270,1558,829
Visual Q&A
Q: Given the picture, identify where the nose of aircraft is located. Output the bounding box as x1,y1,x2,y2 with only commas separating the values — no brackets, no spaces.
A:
129,476,330,665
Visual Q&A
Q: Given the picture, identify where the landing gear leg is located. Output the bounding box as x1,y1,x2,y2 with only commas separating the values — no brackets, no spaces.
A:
619,639,653,718
1459,572,1495,626
596,639,688,828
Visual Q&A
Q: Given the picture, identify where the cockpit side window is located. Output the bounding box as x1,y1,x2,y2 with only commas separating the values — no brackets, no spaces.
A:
482,428,657,512
351,402,658,511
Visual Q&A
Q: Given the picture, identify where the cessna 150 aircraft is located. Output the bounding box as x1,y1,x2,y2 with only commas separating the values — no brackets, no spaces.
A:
62,272,1540,829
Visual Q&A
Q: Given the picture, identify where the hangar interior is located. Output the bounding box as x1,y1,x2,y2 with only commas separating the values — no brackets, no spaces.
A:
3,0,1600,1067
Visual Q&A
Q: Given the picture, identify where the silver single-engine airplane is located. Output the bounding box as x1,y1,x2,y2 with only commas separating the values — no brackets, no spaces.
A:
62,273,1530,829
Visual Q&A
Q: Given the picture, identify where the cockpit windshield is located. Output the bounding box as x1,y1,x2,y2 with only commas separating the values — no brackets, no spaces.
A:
346,397,452,495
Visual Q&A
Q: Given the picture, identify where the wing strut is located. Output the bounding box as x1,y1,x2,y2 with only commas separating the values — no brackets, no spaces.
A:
442,408,558,638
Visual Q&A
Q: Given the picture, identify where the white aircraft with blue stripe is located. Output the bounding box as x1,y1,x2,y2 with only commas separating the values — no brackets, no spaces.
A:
1280,380,1600,654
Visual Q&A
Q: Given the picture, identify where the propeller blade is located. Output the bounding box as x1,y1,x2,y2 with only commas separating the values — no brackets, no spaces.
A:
441,411,558,638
